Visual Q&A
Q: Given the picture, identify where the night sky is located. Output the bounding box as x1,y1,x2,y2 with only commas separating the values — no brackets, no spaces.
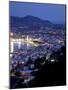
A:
9,1,66,24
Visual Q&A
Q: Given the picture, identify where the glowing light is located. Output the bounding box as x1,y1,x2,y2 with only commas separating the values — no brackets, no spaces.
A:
10,41,14,53
10,37,40,51
58,40,63,43
26,35,30,49
10,54,13,58
21,61,24,64
18,39,22,49
26,35,29,41
51,59,55,62
25,35,39,47
10,32,13,36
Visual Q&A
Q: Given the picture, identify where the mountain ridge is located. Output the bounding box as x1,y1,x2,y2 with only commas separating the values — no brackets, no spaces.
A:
10,15,65,32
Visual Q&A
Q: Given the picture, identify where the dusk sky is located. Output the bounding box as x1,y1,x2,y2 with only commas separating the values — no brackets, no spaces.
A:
9,1,66,24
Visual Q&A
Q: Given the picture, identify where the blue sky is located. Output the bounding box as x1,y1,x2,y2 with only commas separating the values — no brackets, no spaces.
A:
9,1,66,24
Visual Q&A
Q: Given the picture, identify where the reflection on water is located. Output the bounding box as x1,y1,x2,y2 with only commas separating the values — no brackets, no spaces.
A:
10,35,34,53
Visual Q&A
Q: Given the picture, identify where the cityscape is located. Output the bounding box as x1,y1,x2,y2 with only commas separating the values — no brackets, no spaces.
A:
10,26,65,63
9,1,66,89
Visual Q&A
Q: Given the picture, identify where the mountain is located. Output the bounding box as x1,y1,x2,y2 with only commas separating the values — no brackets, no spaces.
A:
10,15,65,33
10,15,52,26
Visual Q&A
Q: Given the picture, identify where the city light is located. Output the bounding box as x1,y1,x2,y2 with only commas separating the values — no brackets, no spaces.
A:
10,40,14,53
10,32,13,36
50,59,55,62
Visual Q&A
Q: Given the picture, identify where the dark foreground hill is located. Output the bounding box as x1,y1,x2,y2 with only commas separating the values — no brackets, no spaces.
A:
29,46,66,87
